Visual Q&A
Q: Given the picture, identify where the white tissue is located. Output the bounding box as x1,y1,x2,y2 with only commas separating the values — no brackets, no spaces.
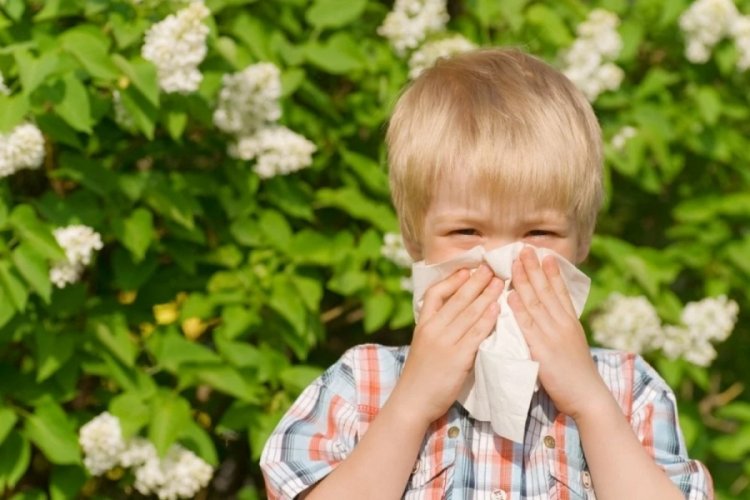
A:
411,242,590,443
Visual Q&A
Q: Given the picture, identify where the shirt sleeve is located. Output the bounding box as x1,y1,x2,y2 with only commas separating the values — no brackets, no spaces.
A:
630,356,714,499
259,349,360,500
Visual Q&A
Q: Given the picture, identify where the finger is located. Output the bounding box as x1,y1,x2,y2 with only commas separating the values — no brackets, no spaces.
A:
459,300,500,352
420,268,470,320
447,277,503,340
518,248,568,320
542,256,577,317
507,290,543,359
511,257,558,334
432,264,495,324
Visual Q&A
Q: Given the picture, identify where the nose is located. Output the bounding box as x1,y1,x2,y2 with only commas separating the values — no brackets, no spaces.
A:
483,237,516,252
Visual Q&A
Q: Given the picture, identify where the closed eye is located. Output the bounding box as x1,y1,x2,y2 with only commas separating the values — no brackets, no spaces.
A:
453,228,480,236
526,229,555,237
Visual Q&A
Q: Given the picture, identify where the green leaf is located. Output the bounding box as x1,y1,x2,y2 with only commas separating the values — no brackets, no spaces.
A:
35,329,76,382
164,109,188,140
259,209,292,249
54,72,93,133
0,431,31,490
49,465,86,500
525,5,573,47
0,94,30,133
14,49,58,96
61,26,119,80
316,187,398,231
23,399,81,465
118,85,158,139
8,205,66,261
91,315,137,368
149,392,192,457
306,0,367,29
110,392,151,438
304,33,364,74
12,244,51,303
279,365,323,395
54,152,118,196
0,261,28,313
363,292,394,333
694,86,722,126
0,406,18,445
269,274,307,335
111,55,159,107
149,330,222,372
117,208,154,263
181,364,261,402
180,420,218,466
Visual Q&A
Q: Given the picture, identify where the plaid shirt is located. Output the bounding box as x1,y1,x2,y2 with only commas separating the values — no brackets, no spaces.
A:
261,344,712,499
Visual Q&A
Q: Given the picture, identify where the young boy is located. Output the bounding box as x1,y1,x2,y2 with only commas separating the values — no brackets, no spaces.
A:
260,48,712,499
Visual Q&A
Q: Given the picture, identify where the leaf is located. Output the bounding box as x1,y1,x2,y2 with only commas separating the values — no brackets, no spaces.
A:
12,244,51,303
90,315,137,368
23,398,81,465
269,274,307,335
525,5,573,47
363,292,394,333
34,329,75,382
304,33,364,74
148,392,192,457
0,406,18,444
54,152,118,196
54,72,93,133
316,187,398,231
118,84,158,139
61,26,119,80
149,330,222,372
0,261,28,313
110,392,151,438
306,0,367,29
0,94,29,133
181,364,261,402
117,208,154,263
8,205,66,261
111,55,159,107
695,86,722,126
49,465,86,500
164,109,188,140
0,431,30,490
180,420,218,466
14,49,58,96
279,365,323,395
258,209,292,249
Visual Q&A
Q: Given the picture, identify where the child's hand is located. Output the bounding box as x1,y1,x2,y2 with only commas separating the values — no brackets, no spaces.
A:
390,264,503,426
508,247,610,421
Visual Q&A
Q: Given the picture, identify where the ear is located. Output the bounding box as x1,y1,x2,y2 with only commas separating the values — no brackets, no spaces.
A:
575,237,591,264
401,226,423,262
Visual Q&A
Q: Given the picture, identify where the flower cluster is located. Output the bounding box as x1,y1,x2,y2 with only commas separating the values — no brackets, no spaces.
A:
229,126,316,179
679,0,738,63
49,225,104,288
560,9,624,101
591,293,739,366
213,63,282,135
408,35,476,79
377,0,449,55
79,413,213,499
215,62,315,178
141,1,210,94
611,125,637,151
380,232,413,268
0,123,45,178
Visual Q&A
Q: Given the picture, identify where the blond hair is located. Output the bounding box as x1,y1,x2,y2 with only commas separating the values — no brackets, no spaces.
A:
386,48,603,249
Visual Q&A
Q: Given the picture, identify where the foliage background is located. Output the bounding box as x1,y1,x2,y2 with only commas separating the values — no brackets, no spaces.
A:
0,0,748,498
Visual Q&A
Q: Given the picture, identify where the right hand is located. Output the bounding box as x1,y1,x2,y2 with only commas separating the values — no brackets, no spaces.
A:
389,264,503,426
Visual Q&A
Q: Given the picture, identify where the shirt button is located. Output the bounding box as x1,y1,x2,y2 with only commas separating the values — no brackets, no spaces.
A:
447,426,460,438
582,470,593,489
543,435,556,449
491,489,507,500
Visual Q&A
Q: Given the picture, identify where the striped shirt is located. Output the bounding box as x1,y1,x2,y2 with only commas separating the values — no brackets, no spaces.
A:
260,344,712,499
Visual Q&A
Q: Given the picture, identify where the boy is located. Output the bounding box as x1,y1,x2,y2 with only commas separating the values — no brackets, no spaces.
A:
260,48,712,499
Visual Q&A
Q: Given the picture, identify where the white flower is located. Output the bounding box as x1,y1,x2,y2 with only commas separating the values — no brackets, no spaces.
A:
679,0,739,64
0,123,45,178
381,232,413,268
229,126,316,178
660,326,719,367
112,90,137,131
213,63,282,135
49,225,103,288
408,35,476,79
79,412,127,476
732,16,750,70
133,444,213,499
560,9,624,101
611,125,637,151
378,0,450,55
142,1,210,94
590,293,663,354
681,295,739,342
120,437,158,468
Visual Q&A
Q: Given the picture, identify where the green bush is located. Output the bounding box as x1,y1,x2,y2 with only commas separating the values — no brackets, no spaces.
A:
0,0,747,498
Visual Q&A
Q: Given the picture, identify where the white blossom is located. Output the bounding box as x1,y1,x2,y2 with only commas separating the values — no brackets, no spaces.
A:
49,225,103,288
611,125,637,151
142,1,210,94
120,437,158,468
590,293,663,354
133,444,213,499
378,0,449,55
560,9,624,101
0,123,45,178
213,63,282,135
681,295,739,342
112,90,137,131
381,232,413,268
660,325,718,367
79,412,127,476
679,0,738,63
408,35,476,79
229,126,316,178
731,16,750,70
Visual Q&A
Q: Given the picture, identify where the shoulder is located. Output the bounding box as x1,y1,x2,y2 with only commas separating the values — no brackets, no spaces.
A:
589,347,674,417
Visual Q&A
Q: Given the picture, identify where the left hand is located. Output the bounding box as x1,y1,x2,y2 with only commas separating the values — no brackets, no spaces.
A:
507,246,610,421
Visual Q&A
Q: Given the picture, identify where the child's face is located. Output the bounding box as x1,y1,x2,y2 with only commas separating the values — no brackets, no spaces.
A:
406,179,589,266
